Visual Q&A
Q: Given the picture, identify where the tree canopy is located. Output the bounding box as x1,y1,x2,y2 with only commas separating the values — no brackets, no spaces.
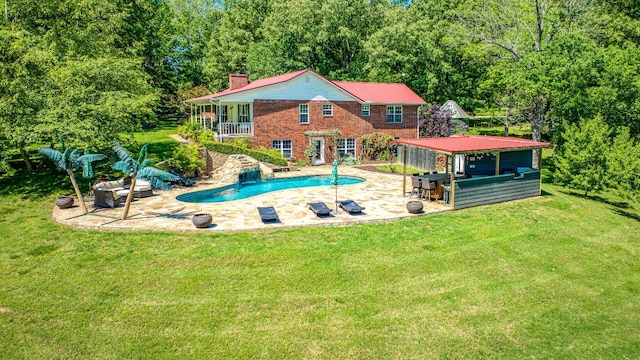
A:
1,0,639,187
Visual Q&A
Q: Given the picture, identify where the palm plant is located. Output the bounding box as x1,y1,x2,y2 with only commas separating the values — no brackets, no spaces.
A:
112,142,178,220
39,146,106,214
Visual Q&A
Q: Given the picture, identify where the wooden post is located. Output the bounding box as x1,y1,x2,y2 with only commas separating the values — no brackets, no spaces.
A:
402,146,407,196
495,152,501,175
450,154,455,209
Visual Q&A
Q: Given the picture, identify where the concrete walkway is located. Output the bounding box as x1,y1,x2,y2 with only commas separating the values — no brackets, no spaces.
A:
52,166,450,233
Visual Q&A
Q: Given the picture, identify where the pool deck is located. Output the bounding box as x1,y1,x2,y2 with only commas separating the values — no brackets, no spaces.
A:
51,166,451,233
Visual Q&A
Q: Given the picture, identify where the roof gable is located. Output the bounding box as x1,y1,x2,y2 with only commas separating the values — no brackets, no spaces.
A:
440,100,469,119
186,69,426,105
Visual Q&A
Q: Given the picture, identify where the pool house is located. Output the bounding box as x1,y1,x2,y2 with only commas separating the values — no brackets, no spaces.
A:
395,135,551,210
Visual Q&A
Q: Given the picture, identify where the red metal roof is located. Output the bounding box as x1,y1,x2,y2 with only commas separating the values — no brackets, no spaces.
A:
332,81,426,105
395,135,551,154
186,69,426,104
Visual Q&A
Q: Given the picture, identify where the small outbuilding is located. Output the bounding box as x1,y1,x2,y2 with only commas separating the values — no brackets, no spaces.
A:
395,135,550,210
439,100,470,119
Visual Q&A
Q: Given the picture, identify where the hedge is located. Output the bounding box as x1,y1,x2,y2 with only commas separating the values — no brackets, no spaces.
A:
201,140,288,166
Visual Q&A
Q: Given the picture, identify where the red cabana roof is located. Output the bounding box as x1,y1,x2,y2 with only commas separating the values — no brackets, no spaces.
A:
395,135,551,154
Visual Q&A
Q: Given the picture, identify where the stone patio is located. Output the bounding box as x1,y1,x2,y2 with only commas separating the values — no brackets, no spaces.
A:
51,166,450,233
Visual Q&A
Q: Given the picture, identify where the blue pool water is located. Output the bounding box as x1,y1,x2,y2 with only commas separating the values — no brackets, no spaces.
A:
177,175,365,203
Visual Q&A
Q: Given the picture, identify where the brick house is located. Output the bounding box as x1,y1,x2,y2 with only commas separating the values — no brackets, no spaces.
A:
185,69,426,164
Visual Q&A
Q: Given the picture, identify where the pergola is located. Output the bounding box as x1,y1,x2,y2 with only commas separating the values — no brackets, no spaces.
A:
394,135,551,209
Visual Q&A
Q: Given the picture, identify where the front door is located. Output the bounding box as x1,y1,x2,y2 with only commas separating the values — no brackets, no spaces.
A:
311,137,325,165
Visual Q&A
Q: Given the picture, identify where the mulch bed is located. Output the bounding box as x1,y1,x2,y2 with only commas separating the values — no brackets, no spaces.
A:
354,165,406,176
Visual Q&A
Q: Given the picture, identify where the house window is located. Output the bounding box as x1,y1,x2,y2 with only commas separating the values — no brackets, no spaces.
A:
219,105,228,123
361,105,370,116
238,104,250,123
386,105,402,123
272,139,292,159
322,104,333,116
337,138,356,158
299,104,309,124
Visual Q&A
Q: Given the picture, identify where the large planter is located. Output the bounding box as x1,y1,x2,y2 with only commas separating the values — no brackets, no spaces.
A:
55,196,74,209
406,200,424,214
192,213,213,228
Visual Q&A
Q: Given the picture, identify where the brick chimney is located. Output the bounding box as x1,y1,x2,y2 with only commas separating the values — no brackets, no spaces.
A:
229,73,249,90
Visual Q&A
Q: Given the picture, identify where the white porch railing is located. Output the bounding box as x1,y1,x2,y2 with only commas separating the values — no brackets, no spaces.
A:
220,122,254,137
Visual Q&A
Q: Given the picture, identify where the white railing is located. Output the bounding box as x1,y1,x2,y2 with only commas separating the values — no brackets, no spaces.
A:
220,122,254,137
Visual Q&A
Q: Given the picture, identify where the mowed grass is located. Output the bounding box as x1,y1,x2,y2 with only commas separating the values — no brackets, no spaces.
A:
1,182,639,358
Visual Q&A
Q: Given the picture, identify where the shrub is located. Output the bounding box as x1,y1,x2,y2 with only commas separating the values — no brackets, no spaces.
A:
254,146,285,160
361,132,396,161
176,125,188,138
196,130,216,143
419,104,452,138
339,156,360,165
168,144,204,173
230,137,253,149
201,140,287,166
305,140,319,162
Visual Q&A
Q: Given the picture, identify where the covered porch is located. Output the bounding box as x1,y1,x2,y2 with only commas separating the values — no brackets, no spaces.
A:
187,100,254,140
395,135,550,210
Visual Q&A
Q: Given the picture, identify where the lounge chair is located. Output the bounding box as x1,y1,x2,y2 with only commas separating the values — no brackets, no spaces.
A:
93,188,122,208
258,206,278,222
307,202,332,217
339,200,365,214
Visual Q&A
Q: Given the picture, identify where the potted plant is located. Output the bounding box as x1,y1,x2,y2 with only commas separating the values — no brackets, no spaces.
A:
406,200,424,214
192,213,212,228
55,196,74,209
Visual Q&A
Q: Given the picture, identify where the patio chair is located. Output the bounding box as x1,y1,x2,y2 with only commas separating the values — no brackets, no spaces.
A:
423,181,437,201
411,176,423,199
93,188,122,208
257,206,279,222
339,200,365,214
308,202,333,217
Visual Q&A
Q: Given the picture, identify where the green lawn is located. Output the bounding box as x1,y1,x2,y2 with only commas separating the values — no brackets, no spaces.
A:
1,128,639,358
1,177,639,358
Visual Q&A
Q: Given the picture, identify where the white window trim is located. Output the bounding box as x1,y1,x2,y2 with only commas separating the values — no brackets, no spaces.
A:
386,105,402,123
337,138,356,158
238,104,250,123
361,104,370,117
322,104,333,117
272,139,292,159
299,104,309,124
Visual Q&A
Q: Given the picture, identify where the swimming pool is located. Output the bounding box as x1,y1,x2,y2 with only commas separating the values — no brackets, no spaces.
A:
176,175,365,203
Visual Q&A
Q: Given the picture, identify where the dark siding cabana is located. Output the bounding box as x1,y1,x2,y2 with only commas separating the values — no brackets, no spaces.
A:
394,135,550,210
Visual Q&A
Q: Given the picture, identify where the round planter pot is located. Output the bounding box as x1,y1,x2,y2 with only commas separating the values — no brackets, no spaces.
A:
192,213,213,228
55,196,74,209
406,200,424,214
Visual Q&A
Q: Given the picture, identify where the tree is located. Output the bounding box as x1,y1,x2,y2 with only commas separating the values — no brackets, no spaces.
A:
419,104,452,138
42,57,158,150
39,145,106,214
112,143,178,220
170,0,221,87
553,116,611,197
459,0,595,166
608,128,640,201
0,29,54,172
